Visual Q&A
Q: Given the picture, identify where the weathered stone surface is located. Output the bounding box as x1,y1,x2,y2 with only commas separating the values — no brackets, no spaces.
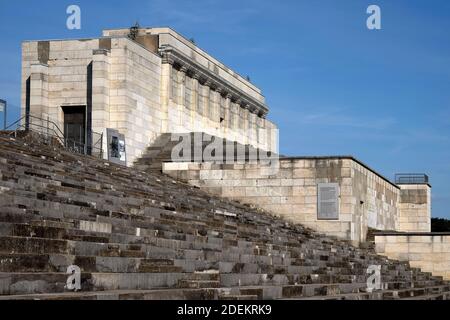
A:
0,134,448,300
163,157,412,244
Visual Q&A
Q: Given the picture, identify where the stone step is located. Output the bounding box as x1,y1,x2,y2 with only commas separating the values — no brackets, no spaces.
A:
218,294,258,300
383,284,450,299
0,253,186,273
0,272,210,295
400,291,450,300
0,232,440,284
0,251,432,287
1,134,449,300
0,220,407,272
0,221,367,264
0,288,219,300
178,280,221,289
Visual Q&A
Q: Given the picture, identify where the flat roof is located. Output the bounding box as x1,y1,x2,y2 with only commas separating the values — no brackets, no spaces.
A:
102,26,263,96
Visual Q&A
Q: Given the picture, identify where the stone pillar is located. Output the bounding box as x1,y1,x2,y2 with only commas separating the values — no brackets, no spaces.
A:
398,184,431,232
191,73,200,128
178,66,188,131
29,63,49,130
204,80,212,124
230,101,237,131
216,87,224,130
179,66,187,106
224,93,232,134
235,99,244,145
91,49,110,141
166,63,180,133
250,109,258,146
255,115,263,148
243,104,251,145
198,81,205,117
192,73,200,114
160,62,172,133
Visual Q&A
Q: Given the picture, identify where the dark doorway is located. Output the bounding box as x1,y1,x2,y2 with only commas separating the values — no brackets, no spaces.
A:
62,106,86,153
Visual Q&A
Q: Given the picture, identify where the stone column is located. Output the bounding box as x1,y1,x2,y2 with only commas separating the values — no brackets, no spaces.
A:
29,63,49,130
91,49,110,142
248,107,257,147
224,93,232,133
191,73,200,129
167,62,180,132
160,62,173,133
192,73,200,113
230,101,237,131
204,80,212,125
256,112,265,149
178,66,188,131
235,99,243,145
179,66,187,106
243,104,251,145
216,87,224,127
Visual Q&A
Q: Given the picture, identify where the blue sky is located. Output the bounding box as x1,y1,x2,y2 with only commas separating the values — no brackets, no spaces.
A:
0,0,449,218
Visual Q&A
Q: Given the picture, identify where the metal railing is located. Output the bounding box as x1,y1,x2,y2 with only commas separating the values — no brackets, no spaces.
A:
5,115,103,159
395,173,429,185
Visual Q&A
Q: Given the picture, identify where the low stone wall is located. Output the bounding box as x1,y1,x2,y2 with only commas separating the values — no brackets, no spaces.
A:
375,233,450,280
162,157,401,244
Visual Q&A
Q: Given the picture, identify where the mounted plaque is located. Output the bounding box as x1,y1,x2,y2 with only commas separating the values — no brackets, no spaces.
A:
317,183,339,220
106,128,127,166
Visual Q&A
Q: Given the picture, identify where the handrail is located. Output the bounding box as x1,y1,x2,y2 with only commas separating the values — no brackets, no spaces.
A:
12,123,65,145
5,115,28,131
395,173,429,185
6,115,66,138
5,115,103,159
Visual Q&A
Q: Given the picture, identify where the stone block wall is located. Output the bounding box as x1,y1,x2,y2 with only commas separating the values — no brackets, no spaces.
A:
398,184,431,232
107,38,162,164
375,234,450,280
21,38,163,165
352,160,399,239
22,39,100,129
162,157,400,244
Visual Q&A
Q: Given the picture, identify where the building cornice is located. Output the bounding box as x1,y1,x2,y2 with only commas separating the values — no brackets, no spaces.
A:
159,45,268,118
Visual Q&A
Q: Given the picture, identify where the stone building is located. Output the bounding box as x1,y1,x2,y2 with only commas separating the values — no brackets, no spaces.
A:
21,27,278,166
20,26,432,245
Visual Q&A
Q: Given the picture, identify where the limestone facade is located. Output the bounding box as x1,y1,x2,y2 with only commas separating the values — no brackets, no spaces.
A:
375,234,450,280
162,157,431,244
21,27,277,165
397,184,431,232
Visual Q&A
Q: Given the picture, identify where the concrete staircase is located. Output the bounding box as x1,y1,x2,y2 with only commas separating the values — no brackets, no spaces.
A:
0,133,449,300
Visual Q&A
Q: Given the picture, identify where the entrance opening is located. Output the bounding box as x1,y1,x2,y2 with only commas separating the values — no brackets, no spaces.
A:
62,106,86,153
